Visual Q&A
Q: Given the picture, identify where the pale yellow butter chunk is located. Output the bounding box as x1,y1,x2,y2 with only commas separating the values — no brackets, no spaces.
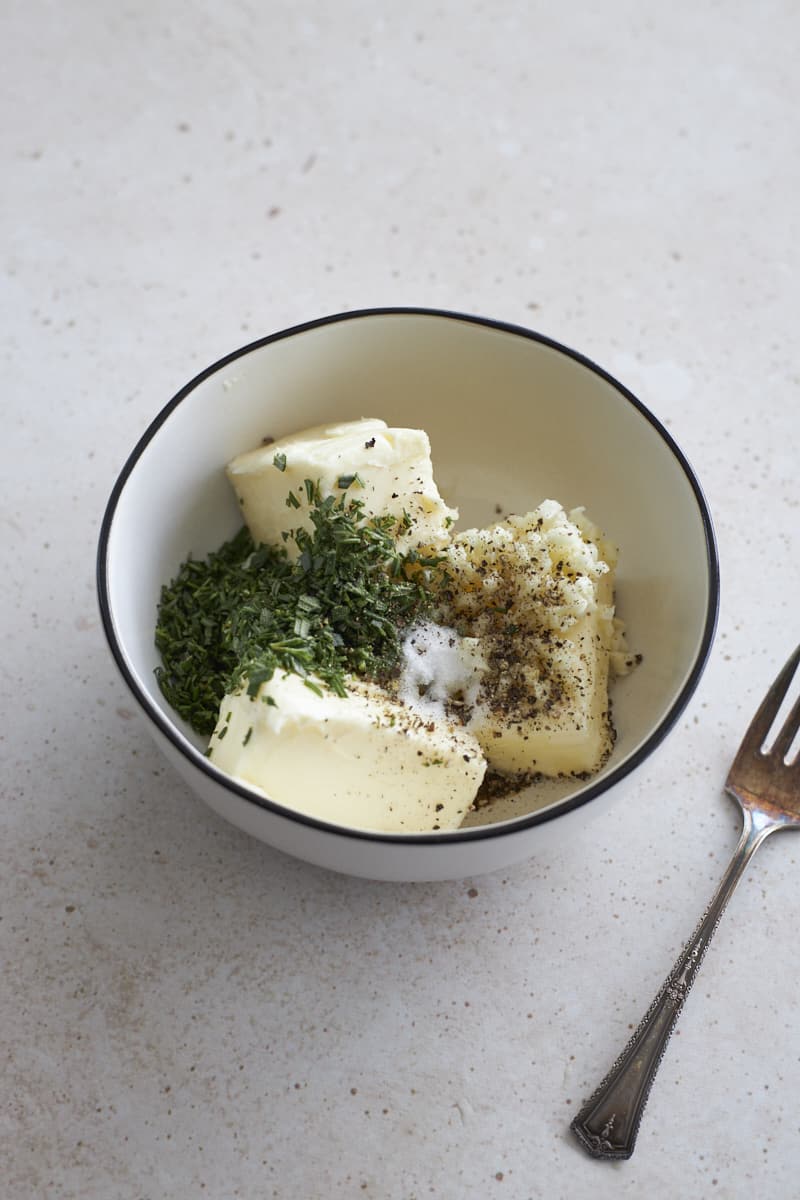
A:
226,418,458,557
208,670,486,834
436,500,631,778
468,615,612,775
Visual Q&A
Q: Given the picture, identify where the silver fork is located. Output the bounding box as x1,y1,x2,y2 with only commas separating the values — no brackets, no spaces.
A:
571,643,800,1160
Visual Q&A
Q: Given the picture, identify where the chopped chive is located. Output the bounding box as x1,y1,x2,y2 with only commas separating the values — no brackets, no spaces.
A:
336,472,366,490
155,476,447,734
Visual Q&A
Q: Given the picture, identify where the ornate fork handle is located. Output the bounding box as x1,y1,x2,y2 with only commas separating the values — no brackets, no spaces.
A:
571,806,777,1160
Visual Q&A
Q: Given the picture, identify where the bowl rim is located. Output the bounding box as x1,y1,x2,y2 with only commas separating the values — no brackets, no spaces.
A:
97,306,720,845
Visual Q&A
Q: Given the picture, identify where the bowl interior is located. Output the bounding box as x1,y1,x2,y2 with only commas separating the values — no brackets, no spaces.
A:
102,311,717,832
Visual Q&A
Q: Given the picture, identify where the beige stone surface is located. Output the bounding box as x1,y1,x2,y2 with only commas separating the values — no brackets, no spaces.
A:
3,1,799,1196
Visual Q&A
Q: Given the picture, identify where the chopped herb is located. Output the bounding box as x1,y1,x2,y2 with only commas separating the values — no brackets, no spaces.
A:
273,452,287,472
243,726,253,746
336,472,365,490
155,480,446,735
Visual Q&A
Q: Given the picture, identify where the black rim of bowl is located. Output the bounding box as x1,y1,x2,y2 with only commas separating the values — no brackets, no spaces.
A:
97,306,720,845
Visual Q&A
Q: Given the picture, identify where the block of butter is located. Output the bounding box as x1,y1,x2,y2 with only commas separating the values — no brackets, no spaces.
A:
436,501,631,777
227,418,458,557
208,670,486,834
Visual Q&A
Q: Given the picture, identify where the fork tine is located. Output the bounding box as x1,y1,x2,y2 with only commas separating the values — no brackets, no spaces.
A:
770,688,800,760
738,643,800,756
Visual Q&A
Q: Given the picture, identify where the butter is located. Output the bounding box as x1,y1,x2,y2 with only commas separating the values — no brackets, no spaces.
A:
435,501,632,777
212,421,634,831
208,669,486,834
226,418,458,558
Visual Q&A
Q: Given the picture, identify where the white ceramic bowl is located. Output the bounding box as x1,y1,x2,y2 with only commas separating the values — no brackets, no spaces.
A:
97,308,718,881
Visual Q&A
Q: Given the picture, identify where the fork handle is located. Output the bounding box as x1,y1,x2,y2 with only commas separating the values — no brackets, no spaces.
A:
571,806,776,1160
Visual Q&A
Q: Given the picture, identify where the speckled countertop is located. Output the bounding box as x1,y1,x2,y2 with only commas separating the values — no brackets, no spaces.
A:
4,2,800,1197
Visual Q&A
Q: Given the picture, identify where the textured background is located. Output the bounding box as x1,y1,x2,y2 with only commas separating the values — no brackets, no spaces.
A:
3,1,799,1196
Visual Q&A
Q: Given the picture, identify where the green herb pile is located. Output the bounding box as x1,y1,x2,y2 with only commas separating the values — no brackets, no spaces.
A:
155,475,444,735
